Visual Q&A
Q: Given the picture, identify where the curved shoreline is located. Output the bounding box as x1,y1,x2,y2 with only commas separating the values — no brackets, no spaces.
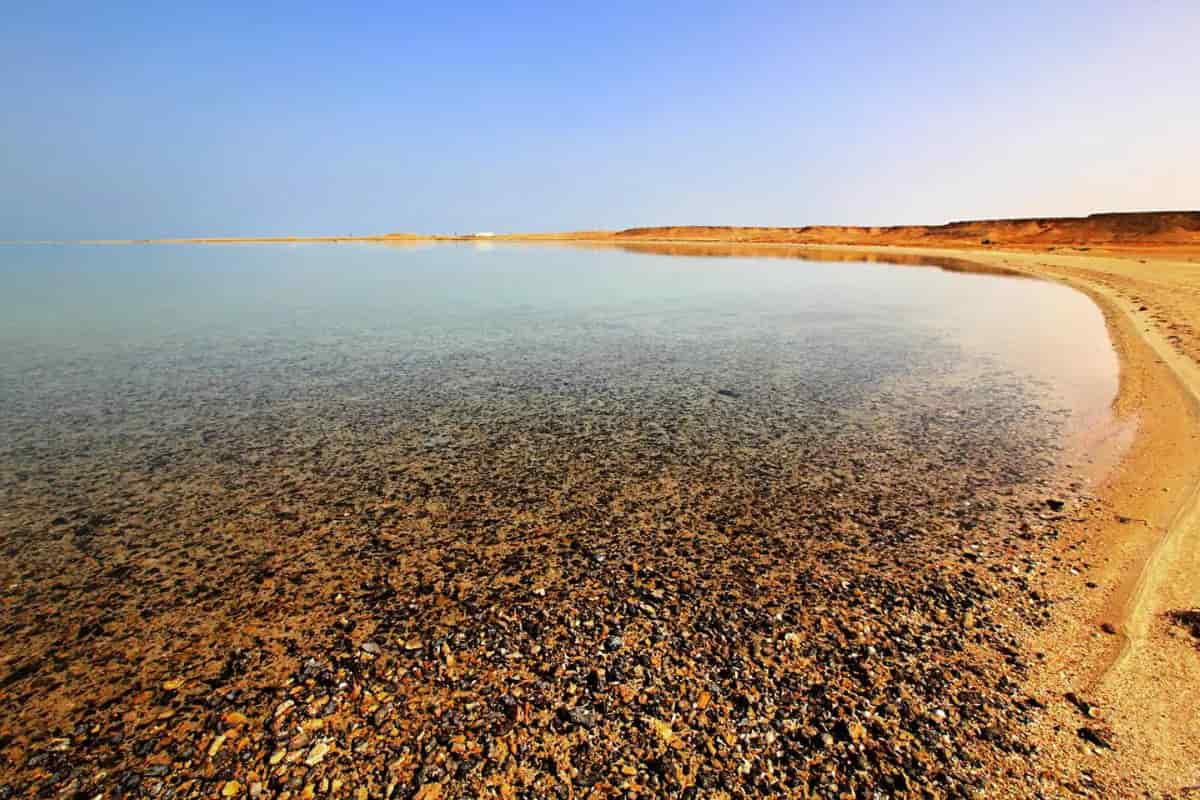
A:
495,239,1200,792
1007,252,1200,796
125,235,1199,791
5,238,1196,793
807,244,1200,794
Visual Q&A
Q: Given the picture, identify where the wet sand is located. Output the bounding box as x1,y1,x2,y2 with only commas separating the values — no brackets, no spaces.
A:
913,246,1200,796
1,241,1197,798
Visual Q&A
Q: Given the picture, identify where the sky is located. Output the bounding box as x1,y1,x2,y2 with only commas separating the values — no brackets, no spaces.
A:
2,1,1198,239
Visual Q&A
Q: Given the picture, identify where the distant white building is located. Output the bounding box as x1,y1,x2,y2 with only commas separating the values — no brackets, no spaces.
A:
473,231,496,238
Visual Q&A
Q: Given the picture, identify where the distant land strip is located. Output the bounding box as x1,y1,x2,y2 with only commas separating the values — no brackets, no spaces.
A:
66,211,1200,250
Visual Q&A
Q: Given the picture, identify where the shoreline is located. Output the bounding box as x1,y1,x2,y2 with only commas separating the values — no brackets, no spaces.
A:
365,239,1200,790
161,237,1200,790
3,236,1197,793
51,237,1200,262
49,210,1199,259
729,243,1200,793
638,240,1200,793
977,248,1200,795
586,239,1200,792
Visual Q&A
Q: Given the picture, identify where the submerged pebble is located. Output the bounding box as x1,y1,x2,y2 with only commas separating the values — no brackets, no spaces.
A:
0,251,1103,797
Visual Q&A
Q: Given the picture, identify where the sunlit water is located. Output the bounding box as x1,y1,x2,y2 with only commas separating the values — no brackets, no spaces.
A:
0,242,1125,794
0,241,1118,475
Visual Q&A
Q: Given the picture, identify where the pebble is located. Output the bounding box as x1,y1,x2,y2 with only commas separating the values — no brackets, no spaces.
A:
305,741,331,766
0,307,1101,797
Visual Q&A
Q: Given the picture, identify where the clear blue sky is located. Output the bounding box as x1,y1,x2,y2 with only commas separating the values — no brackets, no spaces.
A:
3,1,1197,239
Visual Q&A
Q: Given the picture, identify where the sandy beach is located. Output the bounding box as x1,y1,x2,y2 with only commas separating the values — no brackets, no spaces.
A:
785,244,1200,795
935,246,1200,796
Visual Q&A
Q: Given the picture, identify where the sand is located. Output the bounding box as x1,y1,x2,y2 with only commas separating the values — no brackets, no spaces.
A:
936,247,1200,796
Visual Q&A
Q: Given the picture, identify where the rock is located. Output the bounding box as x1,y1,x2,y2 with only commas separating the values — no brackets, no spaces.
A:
647,717,675,744
305,740,331,766
360,641,382,655
207,734,226,758
1065,692,1100,719
1078,727,1114,750
835,719,866,743
568,707,597,729
414,784,443,800
222,781,241,797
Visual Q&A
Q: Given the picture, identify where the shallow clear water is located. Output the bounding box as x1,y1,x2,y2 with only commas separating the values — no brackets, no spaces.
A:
0,241,1117,465
0,242,1123,795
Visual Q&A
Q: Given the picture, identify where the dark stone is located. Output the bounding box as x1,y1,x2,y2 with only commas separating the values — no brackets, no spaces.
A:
1078,726,1114,749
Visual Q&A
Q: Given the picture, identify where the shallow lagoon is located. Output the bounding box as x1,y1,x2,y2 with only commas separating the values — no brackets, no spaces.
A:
0,242,1120,797
0,241,1117,453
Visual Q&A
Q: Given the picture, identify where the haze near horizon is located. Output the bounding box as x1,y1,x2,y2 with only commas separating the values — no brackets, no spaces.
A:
2,0,1198,240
